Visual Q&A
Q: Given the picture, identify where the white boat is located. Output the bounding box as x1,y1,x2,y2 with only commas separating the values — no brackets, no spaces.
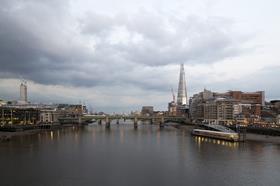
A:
191,129,239,142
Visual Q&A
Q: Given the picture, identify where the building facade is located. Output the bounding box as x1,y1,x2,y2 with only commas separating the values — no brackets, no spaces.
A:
190,89,265,125
39,109,59,124
19,81,28,104
141,106,154,116
0,106,40,125
168,101,177,116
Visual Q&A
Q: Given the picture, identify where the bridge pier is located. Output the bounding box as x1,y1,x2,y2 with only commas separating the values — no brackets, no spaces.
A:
116,119,119,125
134,117,138,129
150,118,155,125
105,117,110,128
159,117,164,128
98,119,102,125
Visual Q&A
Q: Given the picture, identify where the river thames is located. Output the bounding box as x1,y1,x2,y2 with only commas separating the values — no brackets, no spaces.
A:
1,121,280,186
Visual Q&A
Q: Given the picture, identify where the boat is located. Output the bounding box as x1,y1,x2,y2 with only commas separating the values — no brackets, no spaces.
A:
191,124,240,142
191,129,239,142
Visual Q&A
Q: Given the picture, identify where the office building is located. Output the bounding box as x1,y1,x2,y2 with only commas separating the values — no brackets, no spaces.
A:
19,81,28,104
141,106,154,116
190,89,265,125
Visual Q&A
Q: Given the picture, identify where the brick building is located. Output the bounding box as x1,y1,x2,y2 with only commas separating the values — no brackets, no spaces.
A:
190,89,265,125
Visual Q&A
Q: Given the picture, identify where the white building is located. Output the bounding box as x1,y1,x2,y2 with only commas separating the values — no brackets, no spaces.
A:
0,99,6,106
40,109,59,124
233,104,252,116
19,81,28,104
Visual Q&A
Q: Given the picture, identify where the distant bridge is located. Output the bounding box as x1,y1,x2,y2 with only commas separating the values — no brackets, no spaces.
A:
81,115,192,129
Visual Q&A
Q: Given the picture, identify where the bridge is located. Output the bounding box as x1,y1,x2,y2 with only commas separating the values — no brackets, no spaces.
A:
81,115,192,129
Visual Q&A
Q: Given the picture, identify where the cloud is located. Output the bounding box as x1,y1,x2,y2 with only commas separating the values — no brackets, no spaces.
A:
0,0,248,90
187,65,280,101
1,0,277,112
0,78,171,113
81,11,246,66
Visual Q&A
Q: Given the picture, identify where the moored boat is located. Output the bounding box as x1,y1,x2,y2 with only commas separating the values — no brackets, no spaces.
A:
191,125,240,142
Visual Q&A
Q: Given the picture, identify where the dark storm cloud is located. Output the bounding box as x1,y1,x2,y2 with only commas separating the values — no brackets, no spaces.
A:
0,0,248,89
0,0,94,86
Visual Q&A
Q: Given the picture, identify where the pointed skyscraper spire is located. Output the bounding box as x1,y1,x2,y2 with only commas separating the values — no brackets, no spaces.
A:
177,64,187,106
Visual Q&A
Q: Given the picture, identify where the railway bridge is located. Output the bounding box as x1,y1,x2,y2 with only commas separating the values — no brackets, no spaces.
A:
82,115,192,129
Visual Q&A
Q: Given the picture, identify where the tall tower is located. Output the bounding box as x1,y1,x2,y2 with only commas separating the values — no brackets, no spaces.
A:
20,80,27,103
177,64,187,106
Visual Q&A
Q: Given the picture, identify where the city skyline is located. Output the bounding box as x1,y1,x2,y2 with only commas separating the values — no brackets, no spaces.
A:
0,0,280,112
1,1,280,186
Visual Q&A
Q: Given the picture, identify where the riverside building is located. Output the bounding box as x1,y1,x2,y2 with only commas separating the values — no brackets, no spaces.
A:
141,106,154,116
190,89,265,125
18,80,28,104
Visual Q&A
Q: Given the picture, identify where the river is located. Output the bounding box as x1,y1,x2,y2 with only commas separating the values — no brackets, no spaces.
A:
1,121,280,186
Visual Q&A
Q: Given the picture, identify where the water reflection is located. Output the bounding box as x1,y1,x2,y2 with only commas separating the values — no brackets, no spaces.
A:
50,131,53,140
194,136,239,149
120,127,124,144
38,133,41,143
156,129,161,145
92,128,96,144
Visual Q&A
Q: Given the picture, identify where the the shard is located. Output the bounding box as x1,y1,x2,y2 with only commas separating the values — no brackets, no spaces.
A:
177,64,187,106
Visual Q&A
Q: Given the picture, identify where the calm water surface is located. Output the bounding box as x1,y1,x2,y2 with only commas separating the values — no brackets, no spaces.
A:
1,121,280,186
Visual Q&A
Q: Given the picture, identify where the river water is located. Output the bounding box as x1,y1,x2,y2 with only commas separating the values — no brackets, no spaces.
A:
0,121,280,186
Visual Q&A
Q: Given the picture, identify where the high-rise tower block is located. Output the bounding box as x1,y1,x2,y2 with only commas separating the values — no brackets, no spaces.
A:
177,64,187,106
20,81,27,103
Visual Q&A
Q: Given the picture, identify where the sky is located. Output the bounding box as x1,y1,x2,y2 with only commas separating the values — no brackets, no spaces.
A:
0,0,280,113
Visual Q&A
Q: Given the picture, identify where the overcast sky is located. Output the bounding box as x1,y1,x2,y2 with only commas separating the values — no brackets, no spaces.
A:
0,0,279,113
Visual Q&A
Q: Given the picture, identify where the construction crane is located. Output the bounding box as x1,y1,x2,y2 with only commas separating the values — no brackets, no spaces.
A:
171,88,176,103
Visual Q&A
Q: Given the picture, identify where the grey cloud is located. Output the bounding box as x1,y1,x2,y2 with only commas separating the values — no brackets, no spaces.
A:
81,11,247,66
0,0,250,91
0,0,93,86
80,12,116,36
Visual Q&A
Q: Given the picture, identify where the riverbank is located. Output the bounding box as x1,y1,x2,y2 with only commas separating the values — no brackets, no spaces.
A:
0,129,41,141
246,133,280,144
0,124,64,141
2,124,280,144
